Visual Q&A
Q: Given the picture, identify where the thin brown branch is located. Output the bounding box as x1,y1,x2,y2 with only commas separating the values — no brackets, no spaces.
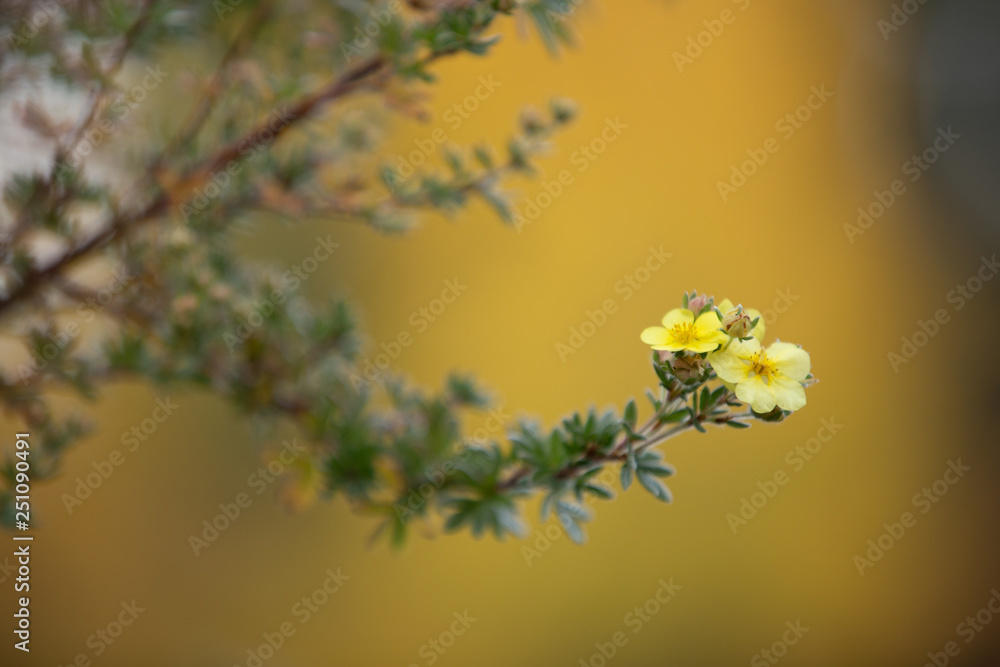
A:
61,0,161,158
170,55,388,194
1,31,464,320
151,0,275,173
0,194,169,318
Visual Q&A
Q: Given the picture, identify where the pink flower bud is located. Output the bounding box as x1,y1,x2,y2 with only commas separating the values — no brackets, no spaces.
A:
687,293,710,313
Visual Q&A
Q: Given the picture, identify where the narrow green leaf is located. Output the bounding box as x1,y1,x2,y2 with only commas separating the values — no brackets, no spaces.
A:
637,470,673,503
624,399,637,429
620,464,633,491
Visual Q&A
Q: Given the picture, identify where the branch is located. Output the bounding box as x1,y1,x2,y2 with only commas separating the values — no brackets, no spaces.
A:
150,0,276,173
60,0,162,159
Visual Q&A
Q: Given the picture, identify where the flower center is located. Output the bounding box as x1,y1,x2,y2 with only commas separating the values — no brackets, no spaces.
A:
749,351,776,380
669,322,697,345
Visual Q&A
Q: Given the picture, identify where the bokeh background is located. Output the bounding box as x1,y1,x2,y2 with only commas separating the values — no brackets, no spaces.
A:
3,0,1000,665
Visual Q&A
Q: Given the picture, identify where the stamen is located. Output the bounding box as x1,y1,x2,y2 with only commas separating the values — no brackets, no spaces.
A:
750,351,775,379
670,323,696,345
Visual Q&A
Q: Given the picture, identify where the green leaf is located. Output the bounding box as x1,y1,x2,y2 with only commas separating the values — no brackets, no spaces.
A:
653,360,671,386
580,483,613,500
540,490,559,520
689,408,707,433
661,408,688,424
620,464,633,491
636,450,674,477
624,399,637,429
645,388,661,410
473,144,494,169
444,495,525,540
637,470,673,503
555,500,590,544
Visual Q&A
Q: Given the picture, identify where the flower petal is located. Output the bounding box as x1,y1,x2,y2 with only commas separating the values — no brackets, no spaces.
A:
771,375,807,411
768,342,811,381
730,337,762,358
687,336,726,353
708,347,751,383
661,308,694,329
694,310,723,333
735,376,777,413
641,327,669,346
716,298,734,313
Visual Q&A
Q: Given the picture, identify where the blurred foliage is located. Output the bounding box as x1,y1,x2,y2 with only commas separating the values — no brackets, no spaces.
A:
0,0,804,546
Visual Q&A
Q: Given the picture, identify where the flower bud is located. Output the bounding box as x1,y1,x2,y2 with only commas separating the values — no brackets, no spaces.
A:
721,307,753,339
687,293,710,314
520,107,545,136
669,353,707,382
550,97,578,125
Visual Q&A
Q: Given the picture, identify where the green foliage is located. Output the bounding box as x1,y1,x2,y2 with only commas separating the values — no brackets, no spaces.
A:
0,0,799,544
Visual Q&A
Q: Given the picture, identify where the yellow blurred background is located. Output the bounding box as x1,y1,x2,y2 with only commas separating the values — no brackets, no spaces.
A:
5,0,1000,665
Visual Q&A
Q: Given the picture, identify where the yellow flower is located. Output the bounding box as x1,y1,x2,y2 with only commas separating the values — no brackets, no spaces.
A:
709,339,811,413
716,298,765,341
641,308,728,353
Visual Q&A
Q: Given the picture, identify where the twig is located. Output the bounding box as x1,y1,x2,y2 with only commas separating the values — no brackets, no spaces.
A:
151,0,275,173
60,0,161,159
